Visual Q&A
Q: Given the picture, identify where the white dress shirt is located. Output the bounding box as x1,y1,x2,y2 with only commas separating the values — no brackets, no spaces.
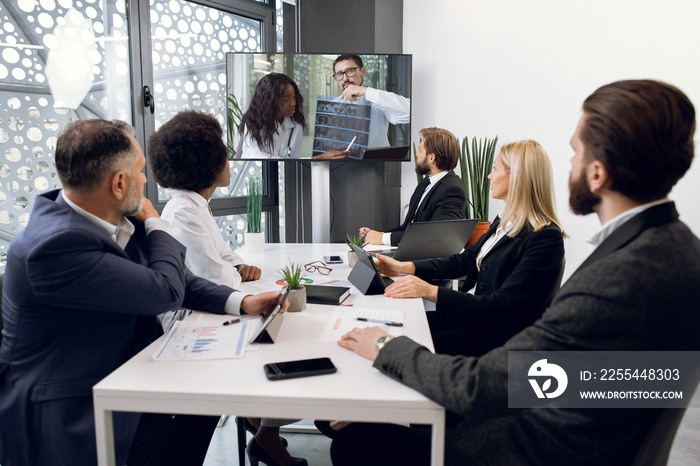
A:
336,88,410,149
587,198,670,248
61,190,172,249
381,170,448,246
161,189,245,289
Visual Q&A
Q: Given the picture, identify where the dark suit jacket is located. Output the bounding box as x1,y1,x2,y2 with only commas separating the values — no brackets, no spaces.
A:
0,190,234,466
414,218,564,353
375,202,700,465
387,170,466,246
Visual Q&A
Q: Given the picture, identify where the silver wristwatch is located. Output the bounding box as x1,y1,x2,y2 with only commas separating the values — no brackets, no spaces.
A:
375,335,393,356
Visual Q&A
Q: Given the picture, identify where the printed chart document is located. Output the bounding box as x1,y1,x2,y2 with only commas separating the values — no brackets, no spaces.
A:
152,320,250,361
319,307,405,342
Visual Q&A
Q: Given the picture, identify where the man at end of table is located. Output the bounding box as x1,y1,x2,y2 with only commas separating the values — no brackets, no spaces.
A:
360,127,467,246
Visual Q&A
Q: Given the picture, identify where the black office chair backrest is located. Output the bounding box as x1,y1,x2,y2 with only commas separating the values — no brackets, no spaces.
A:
630,407,686,465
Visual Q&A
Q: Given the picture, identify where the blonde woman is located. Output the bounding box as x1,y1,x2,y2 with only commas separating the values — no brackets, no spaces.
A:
377,139,566,356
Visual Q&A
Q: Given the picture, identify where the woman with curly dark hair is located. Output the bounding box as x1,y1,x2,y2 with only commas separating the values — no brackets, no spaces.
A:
238,73,306,159
238,73,347,160
149,110,307,466
148,110,262,330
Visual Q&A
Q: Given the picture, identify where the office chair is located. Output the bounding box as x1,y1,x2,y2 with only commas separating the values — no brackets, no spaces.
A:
630,408,687,466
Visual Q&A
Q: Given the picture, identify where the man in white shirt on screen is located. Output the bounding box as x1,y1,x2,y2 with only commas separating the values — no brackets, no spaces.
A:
333,54,411,148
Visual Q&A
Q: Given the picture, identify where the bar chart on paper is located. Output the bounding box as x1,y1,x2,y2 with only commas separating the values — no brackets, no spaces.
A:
152,321,250,361
192,326,217,353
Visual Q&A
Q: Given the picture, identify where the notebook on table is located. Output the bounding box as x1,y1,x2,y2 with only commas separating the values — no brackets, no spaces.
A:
305,284,351,305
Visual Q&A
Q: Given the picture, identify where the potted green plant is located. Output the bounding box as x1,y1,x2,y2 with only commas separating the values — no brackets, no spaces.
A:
245,177,264,252
345,233,368,268
279,262,306,312
226,87,243,160
460,135,499,244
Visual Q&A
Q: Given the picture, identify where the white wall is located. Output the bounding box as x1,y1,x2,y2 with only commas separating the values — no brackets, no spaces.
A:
402,0,700,278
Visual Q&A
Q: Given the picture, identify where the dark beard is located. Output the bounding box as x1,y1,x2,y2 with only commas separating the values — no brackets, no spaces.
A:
568,167,599,215
414,161,430,176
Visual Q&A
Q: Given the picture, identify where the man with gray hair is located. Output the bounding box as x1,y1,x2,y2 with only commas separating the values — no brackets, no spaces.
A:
0,119,287,466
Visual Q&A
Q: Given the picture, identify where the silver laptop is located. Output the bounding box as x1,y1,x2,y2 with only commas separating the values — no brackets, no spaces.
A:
372,219,479,261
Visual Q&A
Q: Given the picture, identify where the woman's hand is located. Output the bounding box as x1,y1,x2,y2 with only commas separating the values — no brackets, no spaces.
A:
238,265,261,282
338,326,389,361
384,275,438,302
375,254,414,276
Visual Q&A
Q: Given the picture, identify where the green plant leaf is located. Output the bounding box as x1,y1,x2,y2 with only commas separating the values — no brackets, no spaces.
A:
226,87,243,160
246,177,262,233
279,262,306,289
345,233,368,251
459,135,499,222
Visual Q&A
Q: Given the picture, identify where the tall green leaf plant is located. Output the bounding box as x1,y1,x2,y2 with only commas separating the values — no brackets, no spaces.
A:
246,178,262,233
460,136,499,222
226,87,243,160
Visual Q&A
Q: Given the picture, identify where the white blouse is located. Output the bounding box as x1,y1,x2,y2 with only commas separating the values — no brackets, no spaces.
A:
161,189,245,289
239,117,303,159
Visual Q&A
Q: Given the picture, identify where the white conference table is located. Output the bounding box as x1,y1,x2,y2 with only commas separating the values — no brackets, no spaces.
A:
93,243,445,465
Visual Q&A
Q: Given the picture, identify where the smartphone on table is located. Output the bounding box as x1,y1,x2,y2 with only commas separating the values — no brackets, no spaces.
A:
323,254,343,264
264,357,337,381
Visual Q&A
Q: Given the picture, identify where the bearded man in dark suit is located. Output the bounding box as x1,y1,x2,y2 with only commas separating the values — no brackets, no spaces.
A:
334,80,700,465
360,127,467,246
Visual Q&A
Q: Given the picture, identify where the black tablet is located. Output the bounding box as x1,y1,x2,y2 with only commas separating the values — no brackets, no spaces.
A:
248,287,289,344
348,244,394,295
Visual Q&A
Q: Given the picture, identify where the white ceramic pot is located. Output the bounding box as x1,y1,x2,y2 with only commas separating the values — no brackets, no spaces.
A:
287,286,306,312
347,251,358,268
245,231,265,253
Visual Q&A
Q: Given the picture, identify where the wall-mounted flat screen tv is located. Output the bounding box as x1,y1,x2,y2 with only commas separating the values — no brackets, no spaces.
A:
225,53,412,161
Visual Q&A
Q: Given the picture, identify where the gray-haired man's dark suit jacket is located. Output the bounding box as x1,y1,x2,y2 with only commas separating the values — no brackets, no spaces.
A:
375,201,700,465
0,190,234,466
